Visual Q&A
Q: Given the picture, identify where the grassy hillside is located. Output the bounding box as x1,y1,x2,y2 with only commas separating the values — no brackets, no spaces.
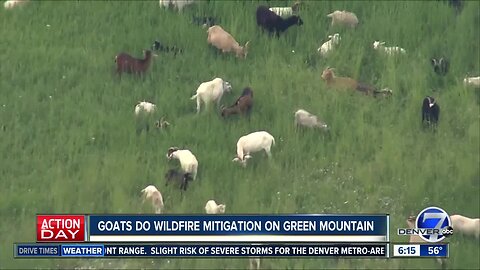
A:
1,0,479,269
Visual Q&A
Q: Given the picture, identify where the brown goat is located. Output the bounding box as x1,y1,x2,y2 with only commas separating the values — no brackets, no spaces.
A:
207,25,250,58
221,87,253,117
114,50,154,75
321,67,392,97
321,67,357,90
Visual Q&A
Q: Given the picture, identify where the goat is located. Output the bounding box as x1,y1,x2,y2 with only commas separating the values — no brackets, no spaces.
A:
326,10,359,28
141,185,164,214
321,67,357,91
444,0,464,14
115,50,155,76
464,76,480,88
232,131,275,167
248,257,261,270
191,77,232,114
192,16,218,28
450,214,480,239
256,5,303,36
373,41,406,56
4,0,28,9
166,147,198,180
159,0,195,11
165,169,193,191
318,33,341,57
269,1,301,17
207,25,250,58
221,87,254,118
134,101,157,134
134,101,157,116
407,216,446,267
205,200,226,214
422,96,440,126
155,117,171,129
321,67,393,97
431,57,449,76
152,40,183,56
294,109,328,130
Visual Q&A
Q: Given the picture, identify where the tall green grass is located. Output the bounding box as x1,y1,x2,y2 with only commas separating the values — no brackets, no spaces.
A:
0,0,479,269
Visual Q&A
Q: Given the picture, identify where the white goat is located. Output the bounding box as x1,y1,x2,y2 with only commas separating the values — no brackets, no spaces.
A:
232,131,275,167
450,214,480,239
207,25,250,58
4,0,28,9
191,77,232,114
294,109,328,130
159,0,195,11
373,41,406,55
318,33,341,57
326,10,359,28
204,200,226,214
141,185,164,214
406,216,445,267
248,256,261,270
166,147,199,180
134,101,157,116
463,76,480,88
269,1,301,17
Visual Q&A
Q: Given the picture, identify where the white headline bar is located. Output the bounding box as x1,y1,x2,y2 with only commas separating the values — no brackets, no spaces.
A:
89,235,386,242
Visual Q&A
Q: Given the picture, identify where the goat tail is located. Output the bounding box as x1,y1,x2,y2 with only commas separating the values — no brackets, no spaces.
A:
271,136,276,146
114,55,117,63
190,94,198,100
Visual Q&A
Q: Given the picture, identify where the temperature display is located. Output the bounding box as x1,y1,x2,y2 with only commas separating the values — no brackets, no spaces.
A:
393,244,448,257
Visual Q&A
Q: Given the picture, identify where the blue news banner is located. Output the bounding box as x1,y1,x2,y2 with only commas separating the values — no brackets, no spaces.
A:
87,214,389,243
15,243,388,258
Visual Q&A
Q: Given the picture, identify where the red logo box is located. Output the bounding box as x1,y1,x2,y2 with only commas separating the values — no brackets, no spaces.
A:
37,215,85,242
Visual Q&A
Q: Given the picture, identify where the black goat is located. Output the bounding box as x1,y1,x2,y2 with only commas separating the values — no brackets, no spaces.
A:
431,57,449,76
446,0,464,14
256,5,303,36
165,169,193,191
192,16,217,27
151,40,183,56
422,96,440,126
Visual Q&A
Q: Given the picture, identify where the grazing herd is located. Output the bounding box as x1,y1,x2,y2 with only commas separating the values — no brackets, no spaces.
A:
131,4,479,261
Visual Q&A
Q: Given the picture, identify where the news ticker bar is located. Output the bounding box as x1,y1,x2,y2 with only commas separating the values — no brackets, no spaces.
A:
15,243,389,258
392,244,448,258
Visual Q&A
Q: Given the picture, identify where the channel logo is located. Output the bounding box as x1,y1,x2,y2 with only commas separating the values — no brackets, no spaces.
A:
398,206,453,243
